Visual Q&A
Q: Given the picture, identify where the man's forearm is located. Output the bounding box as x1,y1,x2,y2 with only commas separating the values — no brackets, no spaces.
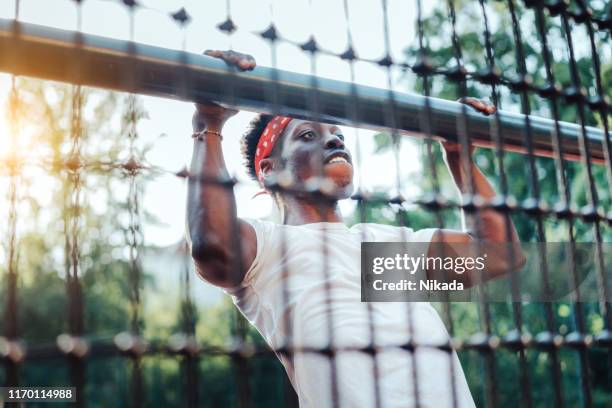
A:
186,125,236,261
446,154,520,244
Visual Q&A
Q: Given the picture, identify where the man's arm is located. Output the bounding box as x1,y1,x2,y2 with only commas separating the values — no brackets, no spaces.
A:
430,98,526,287
187,51,257,288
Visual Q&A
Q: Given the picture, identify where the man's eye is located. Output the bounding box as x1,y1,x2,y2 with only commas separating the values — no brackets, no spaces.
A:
301,131,316,140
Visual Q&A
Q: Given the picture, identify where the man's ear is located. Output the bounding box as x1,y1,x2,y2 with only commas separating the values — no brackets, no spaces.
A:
259,158,274,179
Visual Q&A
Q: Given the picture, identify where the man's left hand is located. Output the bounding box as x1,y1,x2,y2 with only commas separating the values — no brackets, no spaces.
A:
442,98,497,156
459,97,496,116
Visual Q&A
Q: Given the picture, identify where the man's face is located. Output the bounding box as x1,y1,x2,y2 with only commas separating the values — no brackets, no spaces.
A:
268,119,354,199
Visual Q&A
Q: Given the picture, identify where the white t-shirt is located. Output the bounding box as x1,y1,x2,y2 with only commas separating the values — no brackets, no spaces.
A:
227,220,475,408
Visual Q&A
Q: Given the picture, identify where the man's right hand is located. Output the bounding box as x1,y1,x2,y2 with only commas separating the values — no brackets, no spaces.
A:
193,101,238,133
204,49,256,71
193,50,256,132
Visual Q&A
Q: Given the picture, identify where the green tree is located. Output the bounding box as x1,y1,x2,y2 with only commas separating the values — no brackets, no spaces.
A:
0,78,291,407
356,0,611,406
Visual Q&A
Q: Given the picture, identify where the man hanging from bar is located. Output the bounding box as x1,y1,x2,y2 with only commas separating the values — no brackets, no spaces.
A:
186,50,524,408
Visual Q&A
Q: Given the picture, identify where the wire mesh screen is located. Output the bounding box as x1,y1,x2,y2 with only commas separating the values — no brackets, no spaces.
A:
0,0,610,407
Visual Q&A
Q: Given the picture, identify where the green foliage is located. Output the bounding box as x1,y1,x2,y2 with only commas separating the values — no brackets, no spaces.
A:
0,78,291,406
357,0,611,406
350,0,612,406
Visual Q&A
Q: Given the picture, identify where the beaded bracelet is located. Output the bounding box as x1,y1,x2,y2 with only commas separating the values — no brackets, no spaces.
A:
192,130,223,141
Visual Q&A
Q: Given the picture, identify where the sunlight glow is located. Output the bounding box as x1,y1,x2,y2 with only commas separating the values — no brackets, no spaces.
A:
0,75,57,229
0,75,46,165
0,75,10,160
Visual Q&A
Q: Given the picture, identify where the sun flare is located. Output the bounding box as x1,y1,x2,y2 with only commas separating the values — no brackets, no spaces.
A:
0,75,11,160
0,74,59,220
0,75,44,164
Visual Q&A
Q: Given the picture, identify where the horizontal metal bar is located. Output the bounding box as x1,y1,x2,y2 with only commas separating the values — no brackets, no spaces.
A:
4,330,611,363
0,19,608,163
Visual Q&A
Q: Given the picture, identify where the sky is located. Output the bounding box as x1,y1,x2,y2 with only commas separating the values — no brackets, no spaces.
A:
0,0,428,248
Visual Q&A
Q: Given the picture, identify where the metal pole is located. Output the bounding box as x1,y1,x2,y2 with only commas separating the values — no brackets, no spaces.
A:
0,18,608,163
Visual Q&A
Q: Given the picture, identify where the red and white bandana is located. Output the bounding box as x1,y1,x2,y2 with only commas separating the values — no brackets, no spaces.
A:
254,116,292,186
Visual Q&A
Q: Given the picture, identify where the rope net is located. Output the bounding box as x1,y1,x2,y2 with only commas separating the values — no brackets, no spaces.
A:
0,0,610,407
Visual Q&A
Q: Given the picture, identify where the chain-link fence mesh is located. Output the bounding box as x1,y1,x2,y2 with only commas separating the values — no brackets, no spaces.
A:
0,0,610,407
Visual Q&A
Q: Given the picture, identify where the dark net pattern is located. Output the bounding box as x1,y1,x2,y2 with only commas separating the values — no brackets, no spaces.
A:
0,0,611,407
